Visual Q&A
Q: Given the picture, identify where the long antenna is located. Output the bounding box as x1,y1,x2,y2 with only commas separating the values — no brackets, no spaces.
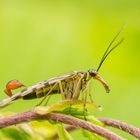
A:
96,26,124,72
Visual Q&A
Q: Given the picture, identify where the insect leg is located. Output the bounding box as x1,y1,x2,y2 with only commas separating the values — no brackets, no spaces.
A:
88,81,94,103
58,81,65,100
68,78,82,114
83,90,88,111
81,81,91,119
36,82,59,106
43,95,51,106
41,81,64,106
72,78,82,99
44,81,65,105
65,79,74,99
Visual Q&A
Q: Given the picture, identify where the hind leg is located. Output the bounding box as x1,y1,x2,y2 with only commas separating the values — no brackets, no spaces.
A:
35,82,59,107
83,91,88,120
68,78,82,115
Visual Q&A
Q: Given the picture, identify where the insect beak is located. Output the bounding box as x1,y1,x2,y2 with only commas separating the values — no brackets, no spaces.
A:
93,74,110,93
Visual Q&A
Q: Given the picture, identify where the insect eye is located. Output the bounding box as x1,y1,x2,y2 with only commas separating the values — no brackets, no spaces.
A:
88,69,97,77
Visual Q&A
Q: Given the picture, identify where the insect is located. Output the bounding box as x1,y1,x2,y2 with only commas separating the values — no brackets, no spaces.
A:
0,29,124,108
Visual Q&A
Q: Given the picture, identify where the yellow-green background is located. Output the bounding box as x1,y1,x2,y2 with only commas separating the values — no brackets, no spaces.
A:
0,0,140,139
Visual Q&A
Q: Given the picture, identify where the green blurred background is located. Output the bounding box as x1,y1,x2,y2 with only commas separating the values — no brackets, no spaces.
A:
0,0,140,139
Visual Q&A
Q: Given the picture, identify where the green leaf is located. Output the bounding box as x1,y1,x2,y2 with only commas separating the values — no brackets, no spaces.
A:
1,127,31,140
30,120,56,139
82,129,105,140
86,115,104,127
57,124,74,140
34,99,101,115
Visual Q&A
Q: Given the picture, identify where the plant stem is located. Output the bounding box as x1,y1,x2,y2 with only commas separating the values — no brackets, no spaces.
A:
99,118,140,139
0,110,123,140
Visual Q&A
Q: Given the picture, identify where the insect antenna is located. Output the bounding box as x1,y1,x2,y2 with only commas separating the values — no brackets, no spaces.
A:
96,27,124,72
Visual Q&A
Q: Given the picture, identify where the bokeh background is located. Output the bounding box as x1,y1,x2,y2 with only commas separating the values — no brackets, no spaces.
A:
0,0,140,139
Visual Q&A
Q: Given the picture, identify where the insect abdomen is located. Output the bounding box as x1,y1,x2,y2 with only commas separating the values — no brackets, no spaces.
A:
22,85,60,100
22,90,37,100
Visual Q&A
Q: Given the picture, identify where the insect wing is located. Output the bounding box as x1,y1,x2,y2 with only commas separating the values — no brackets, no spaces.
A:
20,71,79,97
